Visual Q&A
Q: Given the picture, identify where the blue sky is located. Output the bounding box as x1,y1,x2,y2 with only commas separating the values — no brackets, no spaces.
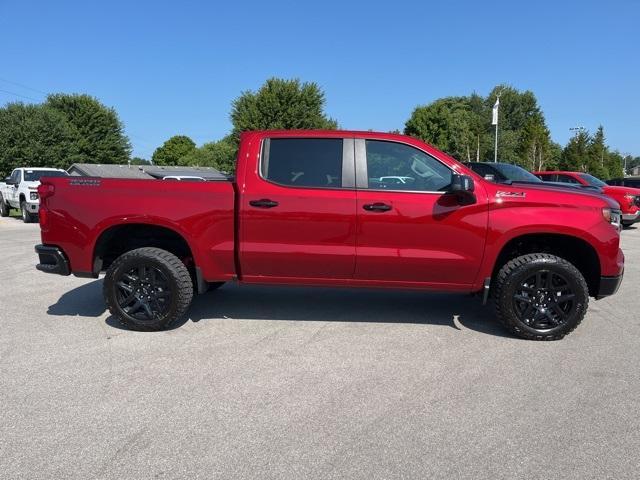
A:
1,0,638,159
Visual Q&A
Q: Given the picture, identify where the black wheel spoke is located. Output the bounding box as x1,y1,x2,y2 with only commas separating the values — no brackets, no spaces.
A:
513,268,576,332
126,299,144,314
141,302,154,318
119,293,137,308
114,263,173,323
116,281,133,293
550,303,567,320
556,293,575,303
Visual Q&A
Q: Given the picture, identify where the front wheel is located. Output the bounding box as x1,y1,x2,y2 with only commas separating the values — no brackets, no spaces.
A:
104,247,194,331
494,253,589,340
20,201,35,223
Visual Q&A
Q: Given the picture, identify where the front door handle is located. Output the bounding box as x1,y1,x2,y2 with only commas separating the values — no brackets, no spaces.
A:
363,202,392,212
249,199,279,208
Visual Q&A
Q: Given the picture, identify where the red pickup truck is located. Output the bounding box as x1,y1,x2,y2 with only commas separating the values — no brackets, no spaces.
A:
534,171,640,227
35,131,624,340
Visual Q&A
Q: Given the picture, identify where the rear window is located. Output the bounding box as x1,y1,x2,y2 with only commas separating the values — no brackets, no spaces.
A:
261,138,344,188
24,170,68,181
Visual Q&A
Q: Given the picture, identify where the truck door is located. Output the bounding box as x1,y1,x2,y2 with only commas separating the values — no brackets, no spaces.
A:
354,138,488,287
239,136,357,280
8,169,20,206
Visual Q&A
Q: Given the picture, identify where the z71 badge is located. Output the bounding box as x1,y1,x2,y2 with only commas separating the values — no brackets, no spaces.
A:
496,191,526,198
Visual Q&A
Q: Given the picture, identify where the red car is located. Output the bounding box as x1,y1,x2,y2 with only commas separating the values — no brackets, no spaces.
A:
35,131,624,340
534,171,640,227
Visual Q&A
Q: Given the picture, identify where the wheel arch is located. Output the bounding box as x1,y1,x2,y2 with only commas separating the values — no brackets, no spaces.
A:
92,223,197,275
490,233,601,296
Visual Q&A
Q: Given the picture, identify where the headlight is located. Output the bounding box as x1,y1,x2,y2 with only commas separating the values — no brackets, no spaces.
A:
30,192,39,201
602,207,621,230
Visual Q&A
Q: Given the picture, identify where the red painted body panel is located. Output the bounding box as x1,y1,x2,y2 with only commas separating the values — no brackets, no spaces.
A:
535,170,640,217
39,178,236,280
39,131,623,296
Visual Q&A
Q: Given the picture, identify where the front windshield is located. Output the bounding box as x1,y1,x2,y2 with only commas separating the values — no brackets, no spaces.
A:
579,173,607,187
493,163,542,183
24,170,68,181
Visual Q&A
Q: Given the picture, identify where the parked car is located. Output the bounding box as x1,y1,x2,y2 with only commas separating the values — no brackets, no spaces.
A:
465,162,602,192
35,131,624,340
607,177,640,189
534,171,640,227
0,167,68,222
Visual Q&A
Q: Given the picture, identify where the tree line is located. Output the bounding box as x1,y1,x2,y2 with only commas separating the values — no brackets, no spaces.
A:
1,79,636,179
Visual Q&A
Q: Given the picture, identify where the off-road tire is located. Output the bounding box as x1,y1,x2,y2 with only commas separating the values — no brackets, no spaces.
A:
104,247,194,331
494,253,589,341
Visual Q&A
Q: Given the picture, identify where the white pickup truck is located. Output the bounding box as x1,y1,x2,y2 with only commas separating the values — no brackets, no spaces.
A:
0,168,68,222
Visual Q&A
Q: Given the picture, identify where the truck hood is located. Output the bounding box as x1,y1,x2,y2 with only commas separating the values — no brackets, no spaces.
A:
493,181,620,209
603,185,640,195
21,181,42,190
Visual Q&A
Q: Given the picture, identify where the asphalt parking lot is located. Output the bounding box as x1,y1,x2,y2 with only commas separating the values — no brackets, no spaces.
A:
1,215,639,479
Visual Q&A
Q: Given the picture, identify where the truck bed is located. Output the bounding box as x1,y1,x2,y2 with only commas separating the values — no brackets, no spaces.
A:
39,176,237,281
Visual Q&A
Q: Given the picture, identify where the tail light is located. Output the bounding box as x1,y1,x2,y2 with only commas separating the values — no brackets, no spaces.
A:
37,182,54,231
37,182,55,200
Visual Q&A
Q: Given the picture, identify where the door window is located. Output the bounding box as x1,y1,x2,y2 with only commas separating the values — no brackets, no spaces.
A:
364,140,451,191
261,138,344,188
556,174,581,184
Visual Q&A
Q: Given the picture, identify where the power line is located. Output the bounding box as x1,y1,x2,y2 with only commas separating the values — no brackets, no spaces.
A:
0,77,48,95
0,88,40,102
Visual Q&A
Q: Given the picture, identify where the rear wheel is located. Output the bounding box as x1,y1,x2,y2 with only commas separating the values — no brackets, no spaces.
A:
0,196,9,217
494,253,589,340
103,247,194,331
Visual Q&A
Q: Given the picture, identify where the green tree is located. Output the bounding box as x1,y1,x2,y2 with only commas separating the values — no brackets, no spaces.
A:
561,131,591,172
152,135,196,166
130,157,150,165
486,85,550,167
0,102,79,177
405,96,487,161
230,78,337,142
179,135,237,173
45,93,131,164
521,118,552,171
584,125,608,178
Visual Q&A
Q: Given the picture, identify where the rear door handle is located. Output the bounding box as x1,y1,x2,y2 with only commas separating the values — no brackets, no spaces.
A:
249,199,279,208
363,202,392,212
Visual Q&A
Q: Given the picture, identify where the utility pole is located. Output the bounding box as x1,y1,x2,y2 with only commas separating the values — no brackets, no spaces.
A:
492,93,501,162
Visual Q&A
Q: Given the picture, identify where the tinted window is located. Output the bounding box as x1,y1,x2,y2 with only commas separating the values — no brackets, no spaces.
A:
578,173,607,187
24,170,68,181
556,174,580,184
493,164,542,183
468,163,500,180
365,140,451,191
261,138,343,188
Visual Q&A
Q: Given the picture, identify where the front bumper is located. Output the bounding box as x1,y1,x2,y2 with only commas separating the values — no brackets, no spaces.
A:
35,244,70,276
622,210,640,223
595,271,624,300
26,201,39,213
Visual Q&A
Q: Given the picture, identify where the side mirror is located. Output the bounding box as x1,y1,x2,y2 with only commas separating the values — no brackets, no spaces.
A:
4,176,14,185
449,174,476,204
